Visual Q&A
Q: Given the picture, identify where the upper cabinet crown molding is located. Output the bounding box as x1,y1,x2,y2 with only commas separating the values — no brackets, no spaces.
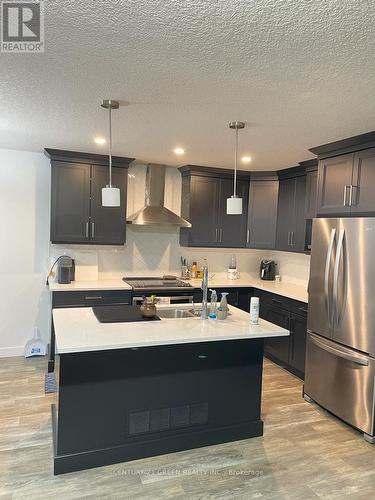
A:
179,164,251,180
44,148,135,168
309,131,375,159
298,159,318,172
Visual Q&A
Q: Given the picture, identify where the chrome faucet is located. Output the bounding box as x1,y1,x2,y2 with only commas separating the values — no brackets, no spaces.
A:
200,265,209,319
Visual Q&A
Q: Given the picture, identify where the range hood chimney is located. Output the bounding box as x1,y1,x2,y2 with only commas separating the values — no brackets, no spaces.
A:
127,164,191,227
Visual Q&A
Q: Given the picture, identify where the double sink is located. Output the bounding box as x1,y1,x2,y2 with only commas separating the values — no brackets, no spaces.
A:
156,306,201,319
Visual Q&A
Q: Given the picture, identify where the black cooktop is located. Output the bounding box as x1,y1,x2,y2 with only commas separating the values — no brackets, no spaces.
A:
93,305,161,323
123,276,192,290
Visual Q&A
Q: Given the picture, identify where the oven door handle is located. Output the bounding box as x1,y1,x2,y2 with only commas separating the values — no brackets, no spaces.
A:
132,295,194,305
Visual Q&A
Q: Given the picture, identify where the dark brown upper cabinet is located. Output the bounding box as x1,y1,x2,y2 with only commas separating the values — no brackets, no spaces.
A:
179,166,249,248
301,160,318,219
309,131,375,217
276,171,307,253
316,154,354,215
246,176,279,249
45,149,134,245
350,148,375,214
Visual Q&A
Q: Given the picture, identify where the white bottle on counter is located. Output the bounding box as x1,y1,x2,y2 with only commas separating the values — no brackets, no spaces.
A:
249,297,259,325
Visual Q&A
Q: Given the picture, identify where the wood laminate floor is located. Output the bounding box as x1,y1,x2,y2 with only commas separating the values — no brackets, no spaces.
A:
0,357,374,500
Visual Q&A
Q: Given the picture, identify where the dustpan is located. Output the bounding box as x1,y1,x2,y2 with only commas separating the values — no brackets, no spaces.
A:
25,327,47,358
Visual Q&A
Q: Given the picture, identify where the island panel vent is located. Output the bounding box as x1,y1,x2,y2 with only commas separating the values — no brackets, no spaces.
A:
128,403,208,436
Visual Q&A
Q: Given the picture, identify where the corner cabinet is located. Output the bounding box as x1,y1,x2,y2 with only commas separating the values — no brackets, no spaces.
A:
45,149,134,245
246,175,279,249
179,166,249,248
276,171,307,253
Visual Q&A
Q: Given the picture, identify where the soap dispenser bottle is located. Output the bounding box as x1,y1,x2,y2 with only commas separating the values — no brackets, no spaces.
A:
209,289,217,319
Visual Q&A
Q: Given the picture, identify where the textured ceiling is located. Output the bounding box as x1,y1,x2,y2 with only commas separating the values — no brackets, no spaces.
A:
1,0,375,170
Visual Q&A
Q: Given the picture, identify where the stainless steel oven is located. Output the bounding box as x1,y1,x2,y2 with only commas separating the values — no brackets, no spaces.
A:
132,294,194,306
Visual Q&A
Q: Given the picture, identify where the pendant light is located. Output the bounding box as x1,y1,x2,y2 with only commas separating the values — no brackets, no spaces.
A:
101,99,121,207
226,121,245,215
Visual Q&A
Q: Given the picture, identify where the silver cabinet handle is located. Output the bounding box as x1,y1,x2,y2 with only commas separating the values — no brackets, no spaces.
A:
349,185,357,206
91,222,95,238
291,231,294,246
84,296,103,300
246,229,250,245
215,228,218,242
310,333,368,366
287,231,291,246
219,228,223,242
343,185,350,206
85,222,89,238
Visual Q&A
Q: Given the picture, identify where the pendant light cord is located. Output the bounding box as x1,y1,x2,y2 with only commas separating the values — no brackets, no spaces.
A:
108,104,112,187
234,126,238,197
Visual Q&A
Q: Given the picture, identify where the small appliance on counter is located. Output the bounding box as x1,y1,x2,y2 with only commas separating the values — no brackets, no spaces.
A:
57,256,75,284
227,254,239,280
260,260,276,281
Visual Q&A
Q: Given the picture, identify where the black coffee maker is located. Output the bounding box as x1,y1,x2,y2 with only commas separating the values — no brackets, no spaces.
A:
57,256,75,284
260,260,276,281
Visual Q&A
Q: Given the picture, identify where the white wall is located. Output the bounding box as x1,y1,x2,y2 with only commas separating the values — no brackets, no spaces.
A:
0,149,50,357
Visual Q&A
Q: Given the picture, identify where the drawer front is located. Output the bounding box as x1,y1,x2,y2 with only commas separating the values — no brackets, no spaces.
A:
254,289,307,318
52,290,132,308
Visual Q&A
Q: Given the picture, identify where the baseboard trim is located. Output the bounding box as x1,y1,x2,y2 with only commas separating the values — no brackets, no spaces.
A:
0,346,25,358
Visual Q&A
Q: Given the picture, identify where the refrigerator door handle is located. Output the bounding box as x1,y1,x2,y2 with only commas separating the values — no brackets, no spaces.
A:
324,228,336,327
309,334,369,366
333,228,345,327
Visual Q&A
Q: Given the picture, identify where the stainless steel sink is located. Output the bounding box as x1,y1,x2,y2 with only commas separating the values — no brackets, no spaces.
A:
157,308,195,319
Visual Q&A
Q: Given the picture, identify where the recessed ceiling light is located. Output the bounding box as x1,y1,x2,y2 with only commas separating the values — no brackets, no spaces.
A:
94,137,106,145
173,147,185,155
241,156,252,163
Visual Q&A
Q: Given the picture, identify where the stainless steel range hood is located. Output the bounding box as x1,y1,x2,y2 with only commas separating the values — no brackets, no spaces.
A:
127,164,191,227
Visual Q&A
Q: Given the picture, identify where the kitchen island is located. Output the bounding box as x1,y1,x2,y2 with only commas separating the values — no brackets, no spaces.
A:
52,303,288,474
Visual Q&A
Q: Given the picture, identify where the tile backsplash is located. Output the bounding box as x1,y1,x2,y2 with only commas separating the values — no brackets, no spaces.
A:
50,163,310,285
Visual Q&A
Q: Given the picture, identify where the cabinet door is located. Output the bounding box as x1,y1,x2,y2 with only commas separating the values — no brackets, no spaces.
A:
262,306,290,365
351,148,375,214
275,178,295,251
289,313,307,376
217,178,248,247
316,154,353,215
305,169,318,219
247,180,278,249
50,161,91,243
290,175,307,252
90,165,127,245
186,176,220,246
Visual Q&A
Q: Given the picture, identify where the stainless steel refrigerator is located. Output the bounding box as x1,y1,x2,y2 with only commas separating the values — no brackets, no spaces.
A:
304,218,375,443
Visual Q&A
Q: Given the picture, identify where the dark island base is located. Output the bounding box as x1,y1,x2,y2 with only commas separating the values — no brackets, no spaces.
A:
53,339,265,475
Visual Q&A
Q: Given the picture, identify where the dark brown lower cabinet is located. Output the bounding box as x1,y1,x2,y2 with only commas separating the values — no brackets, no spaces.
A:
262,306,290,365
256,289,307,379
288,313,307,375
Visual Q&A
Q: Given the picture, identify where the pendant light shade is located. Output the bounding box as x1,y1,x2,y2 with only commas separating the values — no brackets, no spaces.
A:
101,99,120,207
102,186,120,206
226,121,245,215
227,195,243,215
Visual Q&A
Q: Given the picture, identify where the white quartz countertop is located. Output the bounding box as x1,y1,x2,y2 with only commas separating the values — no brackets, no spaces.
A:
53,303,289,354
186,277,308,303
49,275,307,303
